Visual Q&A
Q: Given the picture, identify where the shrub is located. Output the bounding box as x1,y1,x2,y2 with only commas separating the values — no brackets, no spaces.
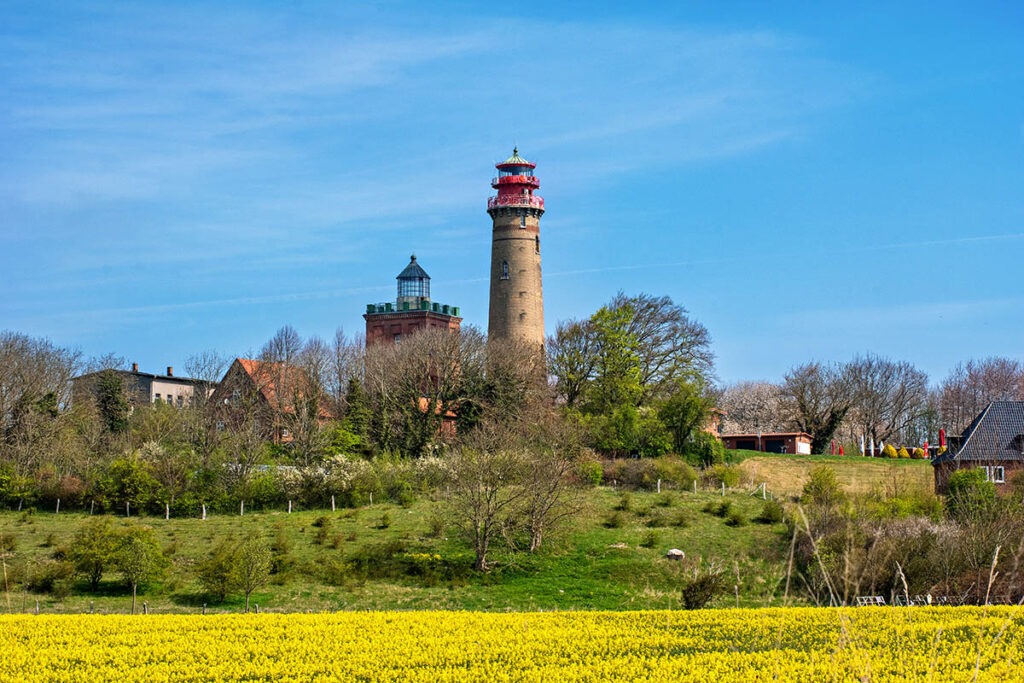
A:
270,523,294,576
605,459,660,490
912,447,926,460
801,466,844,507
197,539,238,603
882,444,898,459
898,447,910,459
683,431,727,467
946,468,997,521
614,493,633,512
653,457,698,490
25,559,74,596
319,558,355,588
703,464,741,489
639,530,659,549
312,518,333,546
645,509,668,528
604,511,625,529
377,512,392,530
656,492,676,508
725,510,747,527
681,566,725,610
671,510,693,528
575,458,603,487
756,499,785,524
424,512,446,538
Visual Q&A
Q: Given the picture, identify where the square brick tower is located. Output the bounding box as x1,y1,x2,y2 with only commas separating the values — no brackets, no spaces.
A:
487,149,545,349
364,255,461,345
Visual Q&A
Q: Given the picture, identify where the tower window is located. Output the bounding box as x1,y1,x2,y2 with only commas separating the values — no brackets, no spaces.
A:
535,236,540,253
501,261,509,279
520,215,526,228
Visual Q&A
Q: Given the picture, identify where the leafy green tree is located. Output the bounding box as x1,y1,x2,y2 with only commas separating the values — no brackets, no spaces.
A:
236,538,272,613
68,517,120,591
95,370,130,434
586,304,643,415
657,380,713,454
198,539,238,603
115,525,167,614
95,454,160,513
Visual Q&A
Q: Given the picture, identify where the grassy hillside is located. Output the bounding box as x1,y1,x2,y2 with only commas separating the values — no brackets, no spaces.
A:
0,456,937,614
1,487,792,614
732,451,934,498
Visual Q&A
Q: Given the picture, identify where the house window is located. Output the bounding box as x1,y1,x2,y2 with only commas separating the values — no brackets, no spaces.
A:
280,428,291,439
501,261,509,279
231,389,241,404
981,466,1005,483
177,396,184,408
166,394,174,405
394,334,402,343
154,393,161,403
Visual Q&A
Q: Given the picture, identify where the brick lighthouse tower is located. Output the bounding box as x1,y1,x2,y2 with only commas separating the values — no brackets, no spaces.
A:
487,148,545,348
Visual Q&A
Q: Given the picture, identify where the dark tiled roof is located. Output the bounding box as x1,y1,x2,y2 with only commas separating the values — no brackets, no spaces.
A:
397,255,429,280
933,401,1024,465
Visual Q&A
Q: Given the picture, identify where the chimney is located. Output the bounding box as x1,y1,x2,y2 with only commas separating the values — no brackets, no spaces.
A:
167,366,174,377
132,363,139,373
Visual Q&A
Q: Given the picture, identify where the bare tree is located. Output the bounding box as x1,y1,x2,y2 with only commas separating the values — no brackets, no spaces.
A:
780,362,852,454
846,353,930,445
0,332,83,475
183,350,229,408
939,358,1024,433
364,327,488,456
446,425,530,571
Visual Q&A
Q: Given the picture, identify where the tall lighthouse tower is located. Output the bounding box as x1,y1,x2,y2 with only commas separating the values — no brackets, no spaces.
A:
487,148,545,348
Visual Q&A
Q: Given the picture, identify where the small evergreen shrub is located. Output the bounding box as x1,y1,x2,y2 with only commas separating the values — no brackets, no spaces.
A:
681,567,725,610
639,530,659,549
756,499,785,524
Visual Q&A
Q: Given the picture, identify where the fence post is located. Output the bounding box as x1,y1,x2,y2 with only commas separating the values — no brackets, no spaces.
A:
90,500,94,515
55,498,60,514
126,501,130,517
202,504,207,520
721,482,725,496
288,500,292,514
143,602,148,615
657,479,661,494
165,503,170,520
240,500,244,516
331,495,336,512
693,480,697,494
202,603,206,615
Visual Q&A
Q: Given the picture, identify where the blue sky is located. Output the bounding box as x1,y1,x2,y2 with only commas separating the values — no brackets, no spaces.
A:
2,1,1022,384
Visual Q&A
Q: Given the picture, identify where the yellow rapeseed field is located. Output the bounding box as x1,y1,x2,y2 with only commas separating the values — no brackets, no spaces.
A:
1,607,1021,681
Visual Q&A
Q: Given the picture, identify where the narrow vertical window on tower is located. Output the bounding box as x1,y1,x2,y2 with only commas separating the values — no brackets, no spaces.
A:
535,236,540,254
520,215,526,228
501,261,510,279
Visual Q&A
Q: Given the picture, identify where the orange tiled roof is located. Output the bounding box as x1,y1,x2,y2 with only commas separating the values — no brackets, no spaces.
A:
235,358,335,419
